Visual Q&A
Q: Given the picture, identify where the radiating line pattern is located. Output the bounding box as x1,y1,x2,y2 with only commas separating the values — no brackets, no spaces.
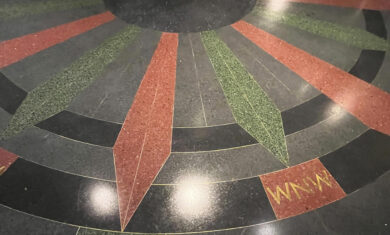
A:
252,5,389,51
0,11,115,69
113,33,178,231
1,25,140,139
232,20,390,135
201,30,289,166
0,0,103,20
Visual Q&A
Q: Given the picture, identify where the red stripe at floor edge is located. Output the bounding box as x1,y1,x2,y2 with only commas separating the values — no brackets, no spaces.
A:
0,11,115,69
232,20,390,135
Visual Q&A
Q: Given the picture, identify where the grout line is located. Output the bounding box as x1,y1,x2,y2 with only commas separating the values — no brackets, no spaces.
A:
2,166,387,235
0,148,116,182
63,110,123,125
122,81,160,229
32,125,114,149
173,121,236,128
189,34,208,126
171,143,259,154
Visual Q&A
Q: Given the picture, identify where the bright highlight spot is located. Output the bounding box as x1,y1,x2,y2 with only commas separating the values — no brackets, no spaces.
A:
171,175,215,220
326,102,342,115
256,223,279,234
89,184,117,216
266,0,289,12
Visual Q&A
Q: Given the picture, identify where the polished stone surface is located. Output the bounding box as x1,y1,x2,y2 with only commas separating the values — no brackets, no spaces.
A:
0,0,389,234
104,0,256,33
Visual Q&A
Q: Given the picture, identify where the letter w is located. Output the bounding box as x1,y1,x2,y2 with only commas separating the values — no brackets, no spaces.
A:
308,170,332,192
266,183,292,205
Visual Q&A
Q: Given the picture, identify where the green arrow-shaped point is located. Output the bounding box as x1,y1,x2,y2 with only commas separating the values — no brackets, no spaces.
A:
201,30,289,166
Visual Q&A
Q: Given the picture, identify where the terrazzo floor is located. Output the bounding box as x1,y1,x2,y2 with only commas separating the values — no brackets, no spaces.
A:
0,0,389,234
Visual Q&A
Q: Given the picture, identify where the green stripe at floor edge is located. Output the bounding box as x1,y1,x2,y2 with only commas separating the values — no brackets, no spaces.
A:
253,5,390,51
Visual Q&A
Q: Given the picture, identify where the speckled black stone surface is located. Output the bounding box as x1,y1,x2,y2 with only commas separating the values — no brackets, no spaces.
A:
103,0,256,32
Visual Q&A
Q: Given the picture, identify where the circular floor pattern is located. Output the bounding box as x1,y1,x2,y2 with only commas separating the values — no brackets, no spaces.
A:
103,0,257,32
0,0,390,234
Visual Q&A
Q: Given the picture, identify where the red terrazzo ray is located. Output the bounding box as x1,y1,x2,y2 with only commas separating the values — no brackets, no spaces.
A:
0,11,115,69
0,148,18,176
113,33,178,231
284,0,390,10
260,159,346,219
232,21,390,135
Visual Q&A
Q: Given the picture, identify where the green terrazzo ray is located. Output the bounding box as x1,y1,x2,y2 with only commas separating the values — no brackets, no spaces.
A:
253,6,390,51
201,31,289,166
0,0,103,20
1,25,140,139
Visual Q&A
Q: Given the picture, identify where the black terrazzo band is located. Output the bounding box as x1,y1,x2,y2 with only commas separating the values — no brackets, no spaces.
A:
0,130,389,232
363,9,387,39
172,124,257,152
0,73,27,115
0,158,121,230
36,111,121,147
320,130,390,193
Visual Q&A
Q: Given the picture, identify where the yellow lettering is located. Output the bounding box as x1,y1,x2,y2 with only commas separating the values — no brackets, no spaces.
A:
290,182,311,199
302,178,314,193
0,166,5,176
266,183,292,205
307,170,332,192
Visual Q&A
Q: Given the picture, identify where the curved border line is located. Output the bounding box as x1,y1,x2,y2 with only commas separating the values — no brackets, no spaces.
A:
0,129,389,232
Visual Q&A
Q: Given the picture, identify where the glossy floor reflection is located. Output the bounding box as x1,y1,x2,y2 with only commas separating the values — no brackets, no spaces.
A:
0,0,389,234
